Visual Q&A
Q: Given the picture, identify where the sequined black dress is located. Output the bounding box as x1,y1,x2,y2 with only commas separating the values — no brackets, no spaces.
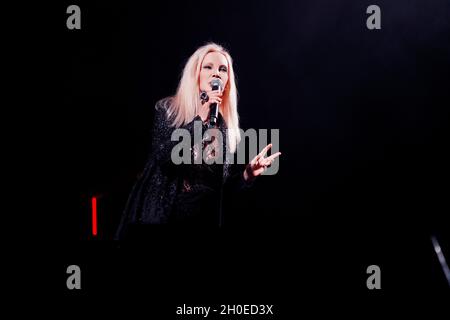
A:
115,99,252,239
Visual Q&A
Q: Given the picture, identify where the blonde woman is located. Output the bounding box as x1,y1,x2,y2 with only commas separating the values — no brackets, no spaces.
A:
115,43,281,239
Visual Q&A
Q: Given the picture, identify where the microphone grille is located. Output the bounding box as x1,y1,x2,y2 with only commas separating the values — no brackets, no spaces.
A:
210,78,223,90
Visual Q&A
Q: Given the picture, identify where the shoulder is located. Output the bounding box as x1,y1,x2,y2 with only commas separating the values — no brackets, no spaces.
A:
154,97,175,122
155,97,172,112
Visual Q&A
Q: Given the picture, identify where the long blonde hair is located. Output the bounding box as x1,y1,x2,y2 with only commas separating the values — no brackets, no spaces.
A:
164,42,241,153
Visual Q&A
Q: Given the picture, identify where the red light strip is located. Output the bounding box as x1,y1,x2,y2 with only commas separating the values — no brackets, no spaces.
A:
92,196,97,236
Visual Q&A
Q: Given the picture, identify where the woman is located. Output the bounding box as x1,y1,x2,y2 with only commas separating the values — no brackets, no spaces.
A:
115,43,281,239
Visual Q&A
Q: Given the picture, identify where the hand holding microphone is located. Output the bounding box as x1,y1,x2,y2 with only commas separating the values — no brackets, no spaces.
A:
198,78,223,125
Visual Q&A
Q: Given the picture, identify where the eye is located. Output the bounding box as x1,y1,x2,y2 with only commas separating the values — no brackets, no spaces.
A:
219,66,227,72
203,65,212,69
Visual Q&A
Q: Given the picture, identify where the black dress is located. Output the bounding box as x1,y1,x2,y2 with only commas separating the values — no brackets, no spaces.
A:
115,98,252,240
169,120,225,226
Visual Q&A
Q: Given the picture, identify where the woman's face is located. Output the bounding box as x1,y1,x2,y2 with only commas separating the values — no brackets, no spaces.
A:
199,51,229,92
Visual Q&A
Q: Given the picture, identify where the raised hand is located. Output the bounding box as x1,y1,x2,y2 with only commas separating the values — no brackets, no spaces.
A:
244,143,282,182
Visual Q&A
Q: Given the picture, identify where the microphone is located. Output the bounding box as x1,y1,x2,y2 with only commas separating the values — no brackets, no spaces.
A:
208,78,223,128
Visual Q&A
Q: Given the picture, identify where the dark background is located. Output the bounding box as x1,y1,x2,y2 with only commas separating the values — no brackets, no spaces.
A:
38,0,450,312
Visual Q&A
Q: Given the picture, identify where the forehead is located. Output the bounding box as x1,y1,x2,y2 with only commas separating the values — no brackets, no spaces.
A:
202,51,228,66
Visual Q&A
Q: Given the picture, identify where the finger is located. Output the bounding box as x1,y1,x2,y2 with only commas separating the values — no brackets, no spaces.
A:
260,159,272,168
256,156,266,167
252,144,270,165
258,158,270,168
256,144,272,160
259,158,269,166
260,155,277,167
256,158,263,167
265,152,281,162
209,90,223,97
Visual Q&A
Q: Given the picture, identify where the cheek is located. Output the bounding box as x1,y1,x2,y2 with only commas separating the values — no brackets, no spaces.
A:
200,70,206,80
199,71,208,86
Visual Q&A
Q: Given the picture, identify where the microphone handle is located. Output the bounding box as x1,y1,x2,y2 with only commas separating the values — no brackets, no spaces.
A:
209,84,220,128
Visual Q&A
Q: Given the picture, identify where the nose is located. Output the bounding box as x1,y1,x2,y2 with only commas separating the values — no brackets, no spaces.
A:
211,67,221,78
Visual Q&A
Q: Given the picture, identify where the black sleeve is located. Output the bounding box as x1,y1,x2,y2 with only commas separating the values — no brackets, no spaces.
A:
150,101,203,170
224,163,254,193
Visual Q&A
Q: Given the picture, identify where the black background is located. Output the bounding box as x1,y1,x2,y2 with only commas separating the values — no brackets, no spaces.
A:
26,0,450,315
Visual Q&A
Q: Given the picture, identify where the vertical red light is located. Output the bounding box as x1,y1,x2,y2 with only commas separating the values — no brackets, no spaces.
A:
92,196,97,236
